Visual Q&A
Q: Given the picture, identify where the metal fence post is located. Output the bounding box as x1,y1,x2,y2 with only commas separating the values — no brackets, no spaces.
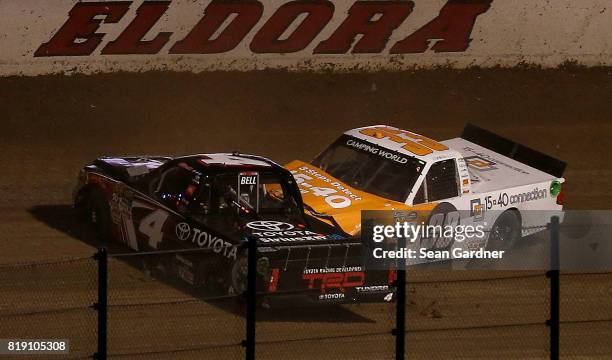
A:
394,236,406,360
244,237,257,360
547,216,560,360
94,247,108,360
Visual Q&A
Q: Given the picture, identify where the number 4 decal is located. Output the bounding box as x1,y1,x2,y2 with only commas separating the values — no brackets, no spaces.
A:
138,209,169,249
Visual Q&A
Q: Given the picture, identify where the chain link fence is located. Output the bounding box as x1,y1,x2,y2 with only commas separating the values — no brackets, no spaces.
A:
106,249,245,360
1,217,611,359
404,270,550,358
0,257,97,359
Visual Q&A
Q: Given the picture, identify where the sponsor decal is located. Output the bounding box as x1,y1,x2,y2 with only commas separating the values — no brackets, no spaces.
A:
510,188,547,204
470,198,484,221
359,126,448,157
175,222,191,240
246,220,329,243
320,293,345,300
174,222,237,260
463,148,530,175
303,266,363,274
35,1,492,57
110,183,134,227
346,138,410,164
253,231,328,243
109,183,146,250
484,188,547,209
246,220,294,232
240,173,258,185
465,155,498,171
292,166,361,209
355,285,390,293
393,210,417,223
302,267,365,295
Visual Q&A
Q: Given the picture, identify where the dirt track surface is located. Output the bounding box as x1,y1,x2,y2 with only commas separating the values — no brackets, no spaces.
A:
1,68,612,359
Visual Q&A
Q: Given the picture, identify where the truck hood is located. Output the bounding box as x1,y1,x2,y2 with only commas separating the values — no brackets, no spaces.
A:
285,160,435,235
191,212,346,247
238,216,344,245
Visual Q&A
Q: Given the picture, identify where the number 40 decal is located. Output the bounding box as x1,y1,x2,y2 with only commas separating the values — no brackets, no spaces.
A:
138,209,169,249
291,171,352,209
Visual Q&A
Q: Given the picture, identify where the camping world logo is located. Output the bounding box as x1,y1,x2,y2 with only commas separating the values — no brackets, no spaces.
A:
175,222,191,241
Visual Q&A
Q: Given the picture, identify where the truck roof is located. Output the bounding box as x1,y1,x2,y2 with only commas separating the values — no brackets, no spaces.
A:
189,153,275,168
344,125,560,194
94,153,282,182
442,137,558,194
345,125,460,162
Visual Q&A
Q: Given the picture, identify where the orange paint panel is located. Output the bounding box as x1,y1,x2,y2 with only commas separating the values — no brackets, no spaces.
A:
360,126,448,156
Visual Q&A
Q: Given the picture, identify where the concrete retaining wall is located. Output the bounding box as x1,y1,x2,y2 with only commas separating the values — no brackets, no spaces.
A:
0,0,610,75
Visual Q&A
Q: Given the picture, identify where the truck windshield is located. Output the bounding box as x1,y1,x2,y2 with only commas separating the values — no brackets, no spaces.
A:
208,172,302,215
312,136,426,202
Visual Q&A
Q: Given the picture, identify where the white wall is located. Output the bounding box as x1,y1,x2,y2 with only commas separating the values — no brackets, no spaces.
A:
0,0,610,76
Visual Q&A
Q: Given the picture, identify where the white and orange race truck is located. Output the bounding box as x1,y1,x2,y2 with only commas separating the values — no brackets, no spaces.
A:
286,124,566,254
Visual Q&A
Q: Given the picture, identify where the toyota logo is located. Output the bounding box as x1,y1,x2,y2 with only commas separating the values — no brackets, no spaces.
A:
246,221,294,232
175,222,191,241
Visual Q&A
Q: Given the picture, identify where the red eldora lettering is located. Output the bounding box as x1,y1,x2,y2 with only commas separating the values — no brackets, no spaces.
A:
313,1,414,54
35,0,493,56
390,0,493,53
34,2,130,57
250,1,334,53
102,1,172,54
170,1,263,54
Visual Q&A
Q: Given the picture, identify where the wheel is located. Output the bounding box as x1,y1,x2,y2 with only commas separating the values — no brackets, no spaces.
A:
228,253,248,296
421,202,459,252
87,188,112,244
486,210,521,251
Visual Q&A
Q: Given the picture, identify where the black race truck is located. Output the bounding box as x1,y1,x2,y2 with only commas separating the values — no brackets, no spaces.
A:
74,153,395,304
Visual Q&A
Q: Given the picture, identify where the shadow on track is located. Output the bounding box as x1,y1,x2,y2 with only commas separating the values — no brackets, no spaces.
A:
28,204,377,324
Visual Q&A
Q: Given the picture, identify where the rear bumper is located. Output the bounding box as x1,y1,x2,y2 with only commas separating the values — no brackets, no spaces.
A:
262,286,396,307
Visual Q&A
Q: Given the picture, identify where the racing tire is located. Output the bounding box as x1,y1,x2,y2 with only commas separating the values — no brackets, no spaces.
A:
486,210,521,251
228,253,248,296
422,202,459,252
87,188,112,244
226,251,268,307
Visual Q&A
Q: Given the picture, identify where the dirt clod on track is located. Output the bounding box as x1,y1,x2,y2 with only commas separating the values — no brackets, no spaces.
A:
0,68,611,359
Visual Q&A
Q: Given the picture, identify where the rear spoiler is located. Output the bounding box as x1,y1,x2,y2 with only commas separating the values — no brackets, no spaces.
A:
461,124,566,177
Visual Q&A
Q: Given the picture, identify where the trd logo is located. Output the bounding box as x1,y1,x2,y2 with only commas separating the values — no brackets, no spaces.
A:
303,272,365,294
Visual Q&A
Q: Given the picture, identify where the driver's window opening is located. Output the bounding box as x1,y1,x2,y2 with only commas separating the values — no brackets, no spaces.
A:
194,172,294,216
425,159,460,202
155,166,195,212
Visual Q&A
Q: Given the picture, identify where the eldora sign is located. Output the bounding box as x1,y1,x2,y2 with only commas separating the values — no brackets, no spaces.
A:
34,0,492,57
